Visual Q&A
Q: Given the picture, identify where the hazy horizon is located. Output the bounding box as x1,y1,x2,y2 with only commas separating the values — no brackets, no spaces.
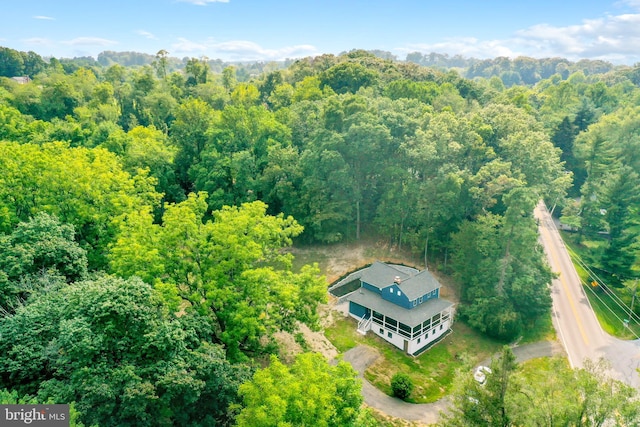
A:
2,0,640,64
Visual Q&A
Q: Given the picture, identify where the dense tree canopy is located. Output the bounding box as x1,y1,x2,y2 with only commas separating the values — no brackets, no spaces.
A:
0,213,87,313
0,141,159,267
2,45,640,425
109,193,327,361
442,350,639,426
236,353,362,427
0,275,251,427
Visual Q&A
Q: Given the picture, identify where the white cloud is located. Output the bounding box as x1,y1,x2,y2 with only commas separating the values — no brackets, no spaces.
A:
172,37,209,53
22,37,54,47
515,13,640,61
398,38,518,60
62,37,118,47
397,11,640,64
171,37,318,61
136,30,157,40
177,0,229,5
33,15,55,20
618,0,640,10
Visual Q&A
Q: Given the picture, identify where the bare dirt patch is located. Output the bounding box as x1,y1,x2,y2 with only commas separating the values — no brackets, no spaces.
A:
291,238,424,284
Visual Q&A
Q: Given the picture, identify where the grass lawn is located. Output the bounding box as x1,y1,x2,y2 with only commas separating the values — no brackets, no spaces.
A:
325,316,503,403
582,285,640,338
561,232,640,339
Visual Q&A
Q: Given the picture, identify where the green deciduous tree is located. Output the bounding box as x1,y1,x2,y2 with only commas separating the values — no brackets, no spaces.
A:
321,62,379,94
115,125,183,205
0,47,25,77
509,358,639,426
109,193,326,360
441,346,517,427
221,66,237,92
40,78,82,120
185,57,209,85
153,49,169,79
170,98,217,192
190,104,291,210
0,275,251,427
0,213,86,311
445,353,639,427
236,353,362,427
0,141,159,267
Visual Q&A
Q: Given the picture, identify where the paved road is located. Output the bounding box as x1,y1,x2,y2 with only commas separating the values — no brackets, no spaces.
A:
535,202,640,387
342,341,564,426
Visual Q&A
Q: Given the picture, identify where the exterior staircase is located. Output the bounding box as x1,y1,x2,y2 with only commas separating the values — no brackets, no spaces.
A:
357,314,372,335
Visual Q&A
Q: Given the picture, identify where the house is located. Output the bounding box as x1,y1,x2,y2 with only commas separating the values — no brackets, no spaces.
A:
344,261,454,356
10,76,31,84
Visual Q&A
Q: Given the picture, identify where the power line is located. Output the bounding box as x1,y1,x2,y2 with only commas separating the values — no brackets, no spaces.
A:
562,245,640,338
565,245,640,325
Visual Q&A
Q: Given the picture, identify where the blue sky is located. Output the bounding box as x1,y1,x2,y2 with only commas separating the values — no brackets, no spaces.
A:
2,0,640,64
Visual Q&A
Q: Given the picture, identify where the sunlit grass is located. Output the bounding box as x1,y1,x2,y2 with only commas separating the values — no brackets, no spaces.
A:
325,317,502,403
324,316,360,352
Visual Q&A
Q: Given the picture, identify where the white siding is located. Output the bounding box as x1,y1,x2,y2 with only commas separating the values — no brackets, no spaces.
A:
371,325,406,350
408,319,451,355
349,308,454,356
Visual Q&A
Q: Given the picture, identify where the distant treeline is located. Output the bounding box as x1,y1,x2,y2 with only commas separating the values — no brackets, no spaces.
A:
0,45,628,87
405,51,619,85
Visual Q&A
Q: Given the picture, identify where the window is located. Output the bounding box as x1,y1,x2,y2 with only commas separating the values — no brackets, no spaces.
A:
387,331,393,338
385,317,397,329
379,328,384,334
440,324,443,330
389,288,393,293
432,330,436,335
417,338,421,344
413,300,417,306
432,313,441,326
419,296,423,303
399,323,411,338
397,290,401,296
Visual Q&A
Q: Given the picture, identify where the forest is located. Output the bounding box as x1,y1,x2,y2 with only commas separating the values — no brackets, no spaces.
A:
1,45,639,425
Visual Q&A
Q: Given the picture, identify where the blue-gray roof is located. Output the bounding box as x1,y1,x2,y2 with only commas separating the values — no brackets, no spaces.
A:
348,287,453,327
361,261,440,300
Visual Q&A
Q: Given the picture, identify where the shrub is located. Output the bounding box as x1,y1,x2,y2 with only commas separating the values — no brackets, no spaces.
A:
390,372,414,400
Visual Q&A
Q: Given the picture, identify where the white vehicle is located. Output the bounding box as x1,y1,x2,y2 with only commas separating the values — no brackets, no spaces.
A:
473,366,492,384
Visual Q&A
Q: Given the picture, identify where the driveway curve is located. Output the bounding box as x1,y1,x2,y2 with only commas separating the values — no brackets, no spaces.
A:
342,341,565,425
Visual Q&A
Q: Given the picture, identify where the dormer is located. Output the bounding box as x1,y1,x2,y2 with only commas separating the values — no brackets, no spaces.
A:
381,279,411,308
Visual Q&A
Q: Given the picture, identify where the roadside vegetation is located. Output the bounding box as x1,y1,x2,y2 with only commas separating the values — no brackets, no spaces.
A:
561,231,640,339
442,348,639,426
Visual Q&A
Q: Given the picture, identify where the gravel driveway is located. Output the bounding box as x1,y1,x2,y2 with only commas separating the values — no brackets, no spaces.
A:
342,341,565,426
